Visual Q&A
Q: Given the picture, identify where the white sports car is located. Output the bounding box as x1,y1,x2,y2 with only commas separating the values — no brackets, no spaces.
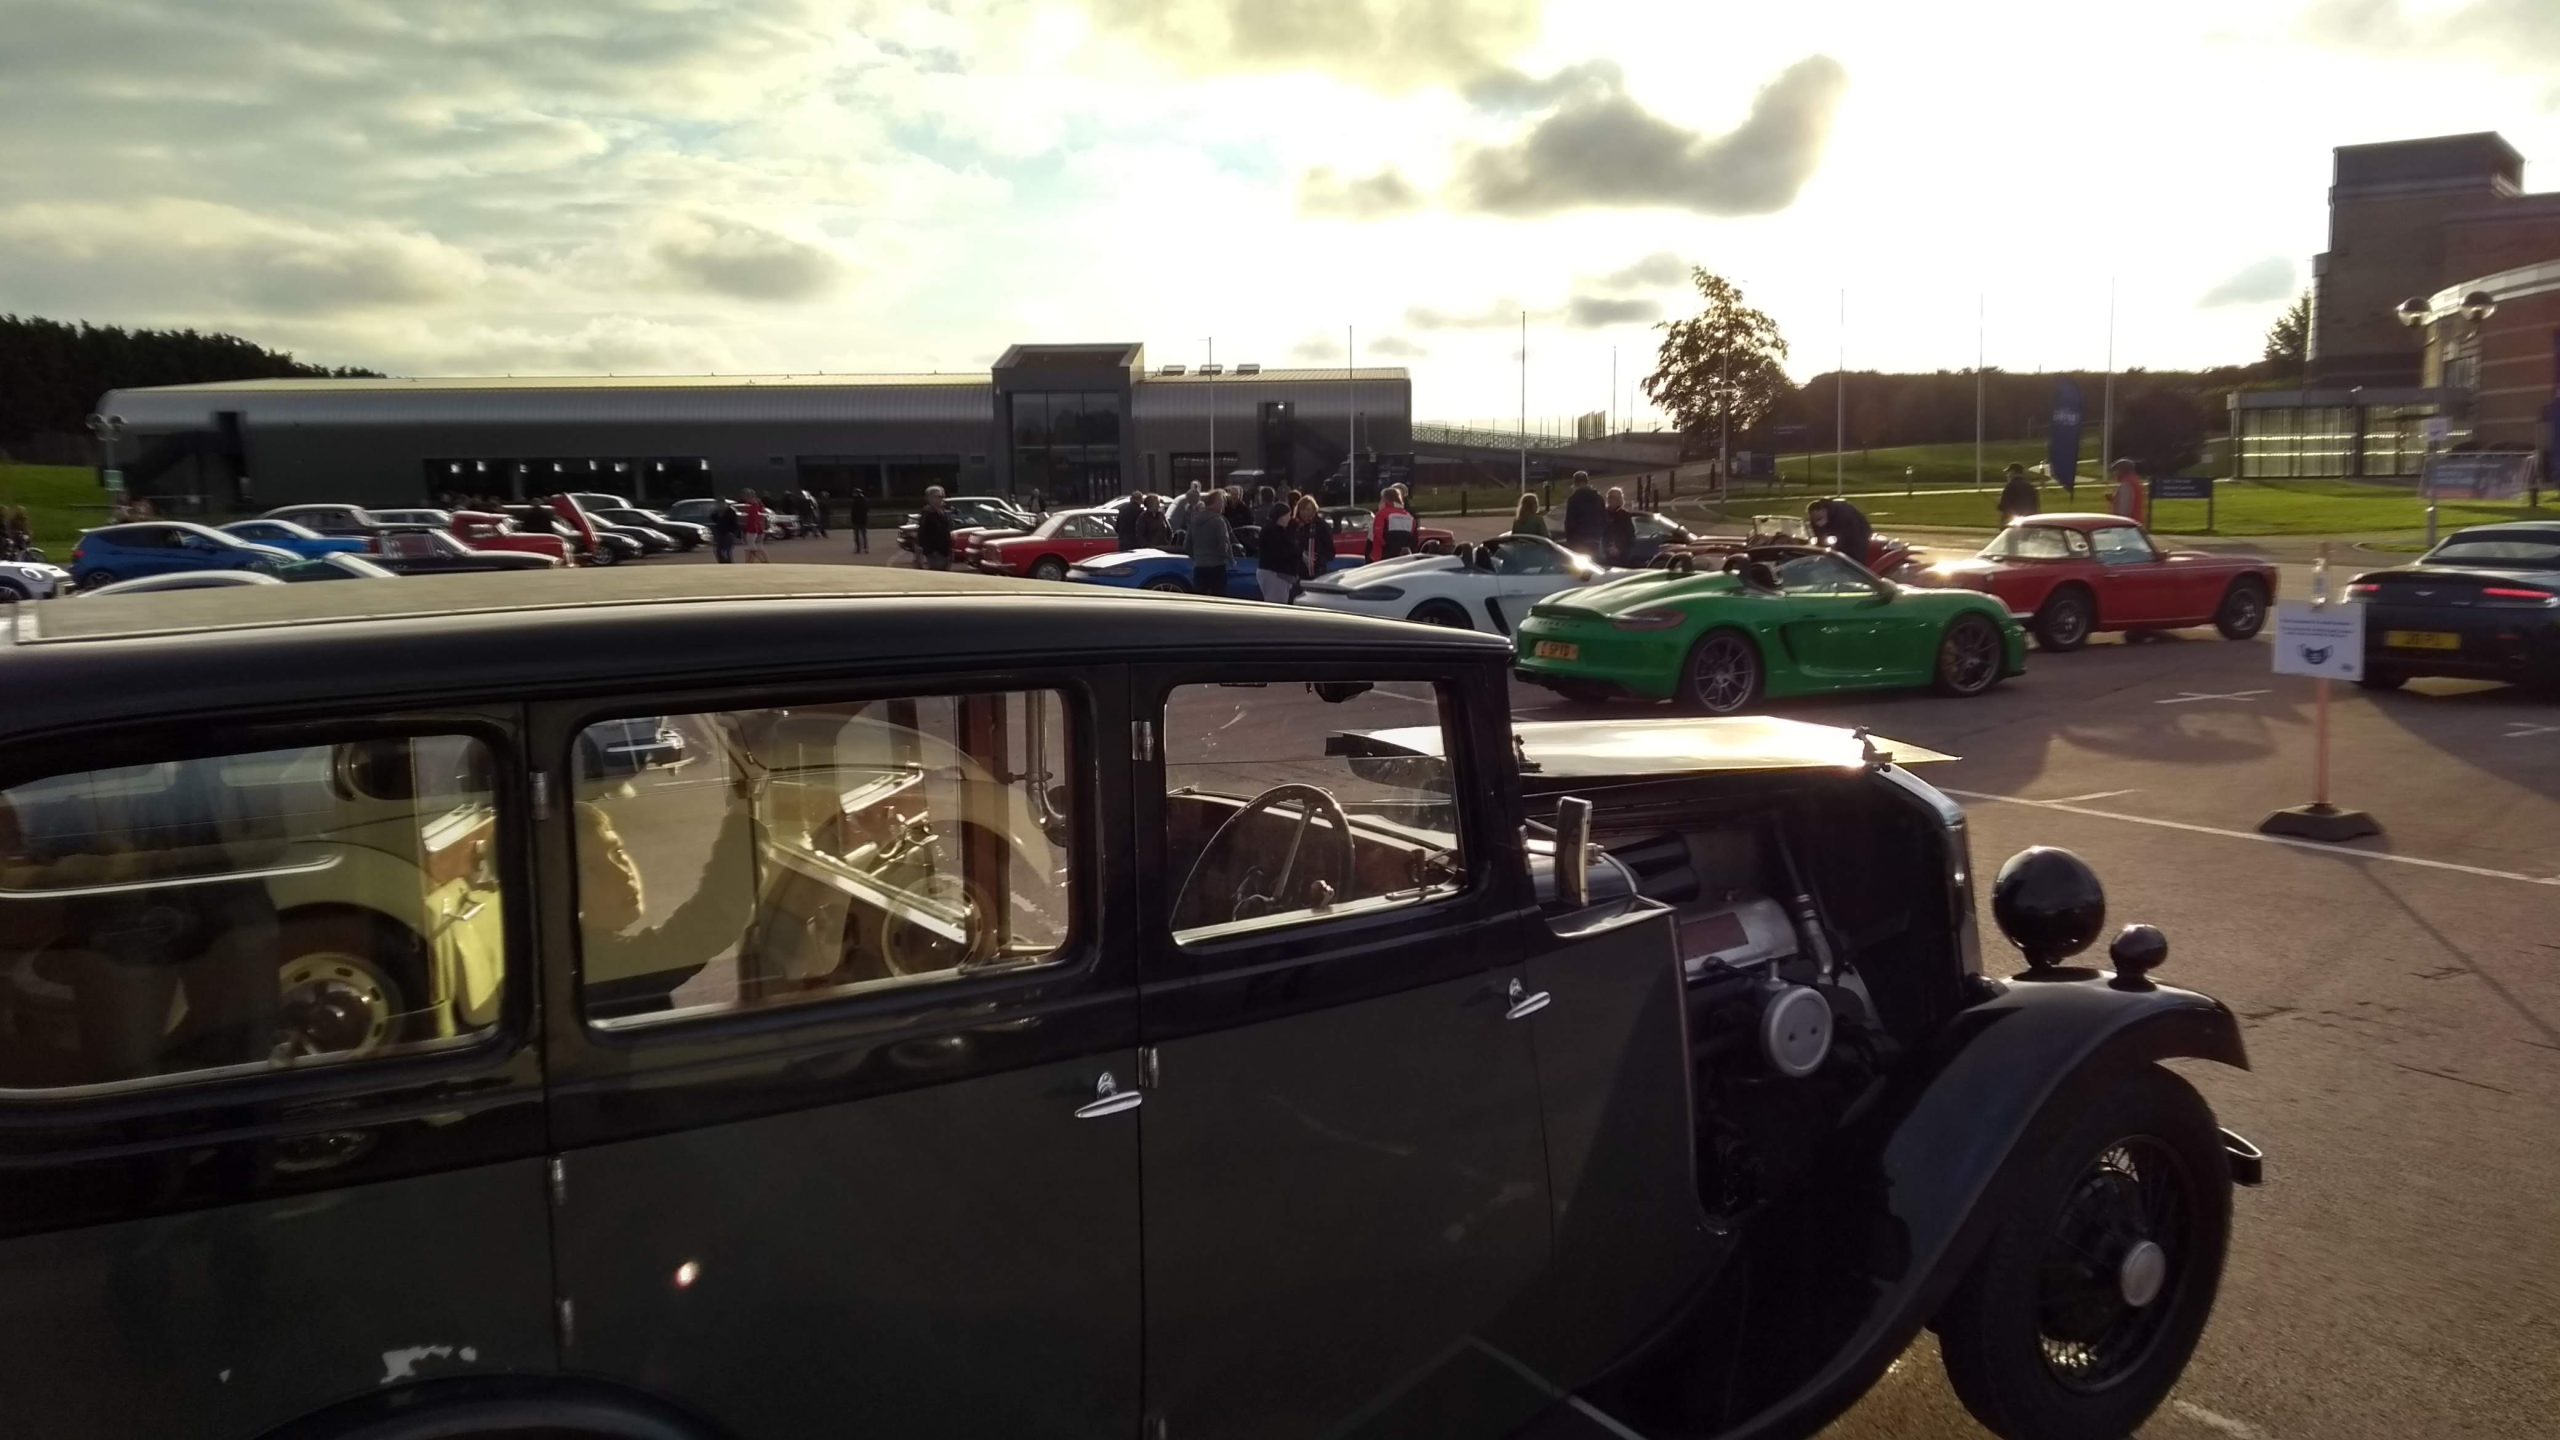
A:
1298,533,1622,635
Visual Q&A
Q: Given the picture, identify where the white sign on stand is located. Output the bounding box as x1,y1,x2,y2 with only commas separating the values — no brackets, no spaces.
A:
2271,600,2365,681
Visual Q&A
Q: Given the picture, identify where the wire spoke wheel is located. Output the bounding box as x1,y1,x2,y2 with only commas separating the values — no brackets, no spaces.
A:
2034,1136,2194,1393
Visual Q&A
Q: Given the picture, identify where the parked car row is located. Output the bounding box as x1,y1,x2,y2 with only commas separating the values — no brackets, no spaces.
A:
54,495,750,594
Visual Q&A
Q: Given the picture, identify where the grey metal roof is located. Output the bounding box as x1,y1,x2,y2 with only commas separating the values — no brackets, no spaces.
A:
1145,368,1409,383
99,373,996,430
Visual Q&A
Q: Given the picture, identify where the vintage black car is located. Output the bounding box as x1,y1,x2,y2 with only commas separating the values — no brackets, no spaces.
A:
0,566,2258,1440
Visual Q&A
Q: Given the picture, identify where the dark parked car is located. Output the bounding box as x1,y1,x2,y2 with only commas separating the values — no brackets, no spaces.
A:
370,526,563,575
2348,521,2560,693
0,565,2259,1440
597,507,709,551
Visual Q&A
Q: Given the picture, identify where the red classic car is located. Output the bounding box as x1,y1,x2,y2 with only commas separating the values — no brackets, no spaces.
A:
1926,513,2275,650
975,508,1123,580
1320,506,1454,561
450,510,575,565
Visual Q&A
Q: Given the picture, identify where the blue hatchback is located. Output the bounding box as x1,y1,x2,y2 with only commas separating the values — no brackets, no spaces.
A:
68,522,299,591
221,519,373,559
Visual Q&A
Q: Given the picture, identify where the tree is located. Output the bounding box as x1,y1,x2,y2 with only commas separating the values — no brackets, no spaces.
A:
2263,291,2310,375
2114,388,2208,478
0,315,379,450
1642,270,1789,458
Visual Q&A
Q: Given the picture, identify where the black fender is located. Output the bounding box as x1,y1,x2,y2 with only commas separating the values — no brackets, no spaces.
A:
260,1375,726,1440
1583,973,2247,1440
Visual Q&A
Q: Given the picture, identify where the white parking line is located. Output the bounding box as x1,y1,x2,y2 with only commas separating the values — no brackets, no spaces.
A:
2050,788,2138,804
2155,689,2271,705
2507,722,2560,739
2173,1400,2278,1440
1373,688,1441,707
1942,788,2560,888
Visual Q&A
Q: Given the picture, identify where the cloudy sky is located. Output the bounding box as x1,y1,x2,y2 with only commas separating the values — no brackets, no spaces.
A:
4,0,2557,426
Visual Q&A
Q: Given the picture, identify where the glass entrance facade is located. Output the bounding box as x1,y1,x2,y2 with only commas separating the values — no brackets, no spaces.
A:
1012,392,1124,506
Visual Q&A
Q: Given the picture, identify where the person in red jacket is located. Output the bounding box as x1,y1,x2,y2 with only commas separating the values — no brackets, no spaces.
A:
1371,485,1418,559
2108,459,2149,527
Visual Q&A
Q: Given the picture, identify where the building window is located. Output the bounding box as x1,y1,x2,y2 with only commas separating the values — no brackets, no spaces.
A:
1169,453,1242,490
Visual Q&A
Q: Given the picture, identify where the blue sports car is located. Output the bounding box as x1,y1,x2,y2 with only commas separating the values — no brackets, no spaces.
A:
67,522,300,592
221,519,373,559
1067,528,1359,598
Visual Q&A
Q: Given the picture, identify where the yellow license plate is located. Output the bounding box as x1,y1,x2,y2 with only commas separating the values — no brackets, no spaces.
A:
2385,630,2461,651
1533,641,1579,661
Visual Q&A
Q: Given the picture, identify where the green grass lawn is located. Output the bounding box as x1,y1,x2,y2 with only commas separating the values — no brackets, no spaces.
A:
0,464,112,555
1688,476,2543,537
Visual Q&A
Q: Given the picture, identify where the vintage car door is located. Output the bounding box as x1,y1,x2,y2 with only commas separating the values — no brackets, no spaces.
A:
0,714,551,1440
2085,523,2181,623
538,675,1144,1440
1133,664,1557,1440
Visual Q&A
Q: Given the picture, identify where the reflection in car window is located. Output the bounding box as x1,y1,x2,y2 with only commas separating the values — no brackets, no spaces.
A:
1984,525,2083,560
573,693,1072,1028
1490,538,1565,575
2089,526,2154,565
0,737,506,1092
1161,682,1466,945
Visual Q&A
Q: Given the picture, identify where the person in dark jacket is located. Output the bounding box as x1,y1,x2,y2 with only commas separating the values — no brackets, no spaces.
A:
847,488,870,553
1255,507,1302,602
1298,495,1335,577
707,499,740,563
915,486,957,570
1808,498,1873,570
1998,464,2040,523
1114,499,1143,553
1562,471,1604,557
1602,487,1637,565
1140,494,1173,550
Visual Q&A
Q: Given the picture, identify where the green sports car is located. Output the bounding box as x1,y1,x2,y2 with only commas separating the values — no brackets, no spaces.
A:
1514,545,2027,712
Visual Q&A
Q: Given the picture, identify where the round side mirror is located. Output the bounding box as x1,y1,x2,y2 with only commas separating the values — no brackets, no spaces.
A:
1991,846,2106,969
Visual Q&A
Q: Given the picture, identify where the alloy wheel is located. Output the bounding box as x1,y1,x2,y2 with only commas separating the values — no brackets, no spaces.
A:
1941,618,2002,694
1688,633,1759,714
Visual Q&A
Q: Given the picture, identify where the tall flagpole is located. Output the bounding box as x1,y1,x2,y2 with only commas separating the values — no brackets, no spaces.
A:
1835,290,1846,494
1610,345,1617,437
1975,293,1985,490
1518,310,1528,493
2101,279,2116,470
1347,324,1358,509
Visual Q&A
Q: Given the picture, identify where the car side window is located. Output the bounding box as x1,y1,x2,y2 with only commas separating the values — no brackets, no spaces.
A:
0,736,508,1093
572,692,1075,1029
1775,552,1873,594
2090,526,2154,565
1160,681,1466,946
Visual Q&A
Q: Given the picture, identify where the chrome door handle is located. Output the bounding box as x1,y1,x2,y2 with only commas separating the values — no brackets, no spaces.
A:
1073,1070,1144,1120
1503,978,1551,1021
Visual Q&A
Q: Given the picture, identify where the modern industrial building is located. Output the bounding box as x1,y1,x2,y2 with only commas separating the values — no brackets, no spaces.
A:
94,343,1414,512
2233,132,2560,481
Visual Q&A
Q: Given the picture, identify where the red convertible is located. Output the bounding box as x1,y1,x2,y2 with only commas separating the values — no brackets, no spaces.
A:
1927,513,2275,650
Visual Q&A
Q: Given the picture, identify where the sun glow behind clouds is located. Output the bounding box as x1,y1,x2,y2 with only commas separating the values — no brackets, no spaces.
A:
0,0,2554,422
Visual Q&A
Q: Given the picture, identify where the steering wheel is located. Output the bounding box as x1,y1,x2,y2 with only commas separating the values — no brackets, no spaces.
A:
1175,783,1358,927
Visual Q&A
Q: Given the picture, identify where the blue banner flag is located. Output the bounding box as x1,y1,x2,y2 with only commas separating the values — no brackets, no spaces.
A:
2048,379,2084,495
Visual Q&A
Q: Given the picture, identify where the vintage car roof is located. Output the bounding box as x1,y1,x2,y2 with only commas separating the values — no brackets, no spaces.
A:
1337,715,1953,777
1,564,1507,740
2016,513,2141,528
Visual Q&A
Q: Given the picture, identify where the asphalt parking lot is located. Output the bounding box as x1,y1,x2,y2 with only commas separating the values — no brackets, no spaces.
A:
677,527,2560,1440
